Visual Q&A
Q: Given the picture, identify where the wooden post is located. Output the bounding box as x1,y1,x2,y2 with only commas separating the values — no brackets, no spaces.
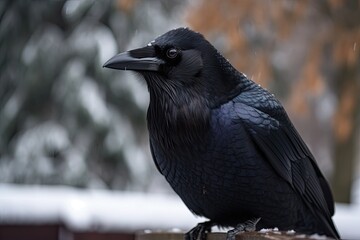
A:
136,231,334,240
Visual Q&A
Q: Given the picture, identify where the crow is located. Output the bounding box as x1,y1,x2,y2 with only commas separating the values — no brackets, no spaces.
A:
104,28,340,239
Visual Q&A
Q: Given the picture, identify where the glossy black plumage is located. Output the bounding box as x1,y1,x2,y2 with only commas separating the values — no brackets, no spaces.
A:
104,28,339,239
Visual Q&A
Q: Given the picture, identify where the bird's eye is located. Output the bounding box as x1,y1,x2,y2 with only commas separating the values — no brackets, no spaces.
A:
166,48,179,59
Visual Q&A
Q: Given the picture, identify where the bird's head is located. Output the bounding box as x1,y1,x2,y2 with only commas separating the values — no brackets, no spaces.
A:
104,27,245,109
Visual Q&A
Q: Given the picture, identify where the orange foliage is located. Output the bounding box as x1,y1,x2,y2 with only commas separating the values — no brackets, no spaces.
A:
333,30,360,67
116,0,137,13
333,84,357,142
289,36,326,115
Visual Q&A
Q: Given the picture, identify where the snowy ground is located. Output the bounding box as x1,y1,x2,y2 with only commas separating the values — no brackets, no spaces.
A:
0,181,359,239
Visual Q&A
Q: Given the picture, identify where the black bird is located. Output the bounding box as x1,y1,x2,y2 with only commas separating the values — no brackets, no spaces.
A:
104,28,340,239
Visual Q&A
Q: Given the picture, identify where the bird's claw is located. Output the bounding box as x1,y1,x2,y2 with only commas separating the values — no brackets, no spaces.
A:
226,218,261,240
185,221,214,240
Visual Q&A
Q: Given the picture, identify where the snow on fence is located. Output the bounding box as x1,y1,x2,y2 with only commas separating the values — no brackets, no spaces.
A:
0,183,359,239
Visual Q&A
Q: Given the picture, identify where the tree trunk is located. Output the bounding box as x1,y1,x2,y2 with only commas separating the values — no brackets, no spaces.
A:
331,66,360,203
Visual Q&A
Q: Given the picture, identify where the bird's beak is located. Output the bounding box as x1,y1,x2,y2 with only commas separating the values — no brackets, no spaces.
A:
103,46,163,72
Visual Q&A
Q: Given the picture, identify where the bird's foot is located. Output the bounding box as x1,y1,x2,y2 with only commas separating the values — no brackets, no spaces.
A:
226,218,261,240
185,221,215,240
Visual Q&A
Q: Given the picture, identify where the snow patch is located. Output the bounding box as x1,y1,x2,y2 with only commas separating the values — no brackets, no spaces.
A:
259,228,278,233
287,229,296,234
0,184,205,231
309,234,328,239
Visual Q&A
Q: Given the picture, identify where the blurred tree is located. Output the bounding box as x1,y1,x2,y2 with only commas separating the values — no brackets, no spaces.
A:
0,0,183,191
187,0,360,203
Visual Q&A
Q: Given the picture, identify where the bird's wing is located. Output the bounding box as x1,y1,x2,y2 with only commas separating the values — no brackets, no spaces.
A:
232,92,338,238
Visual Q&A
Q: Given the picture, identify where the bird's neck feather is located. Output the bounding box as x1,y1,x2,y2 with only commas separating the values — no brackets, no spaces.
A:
147,89,210,150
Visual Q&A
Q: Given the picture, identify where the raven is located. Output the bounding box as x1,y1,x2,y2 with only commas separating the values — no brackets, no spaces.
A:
104,28,340,239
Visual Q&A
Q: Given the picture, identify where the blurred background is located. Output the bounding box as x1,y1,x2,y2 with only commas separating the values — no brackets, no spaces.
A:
0,0,359,239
